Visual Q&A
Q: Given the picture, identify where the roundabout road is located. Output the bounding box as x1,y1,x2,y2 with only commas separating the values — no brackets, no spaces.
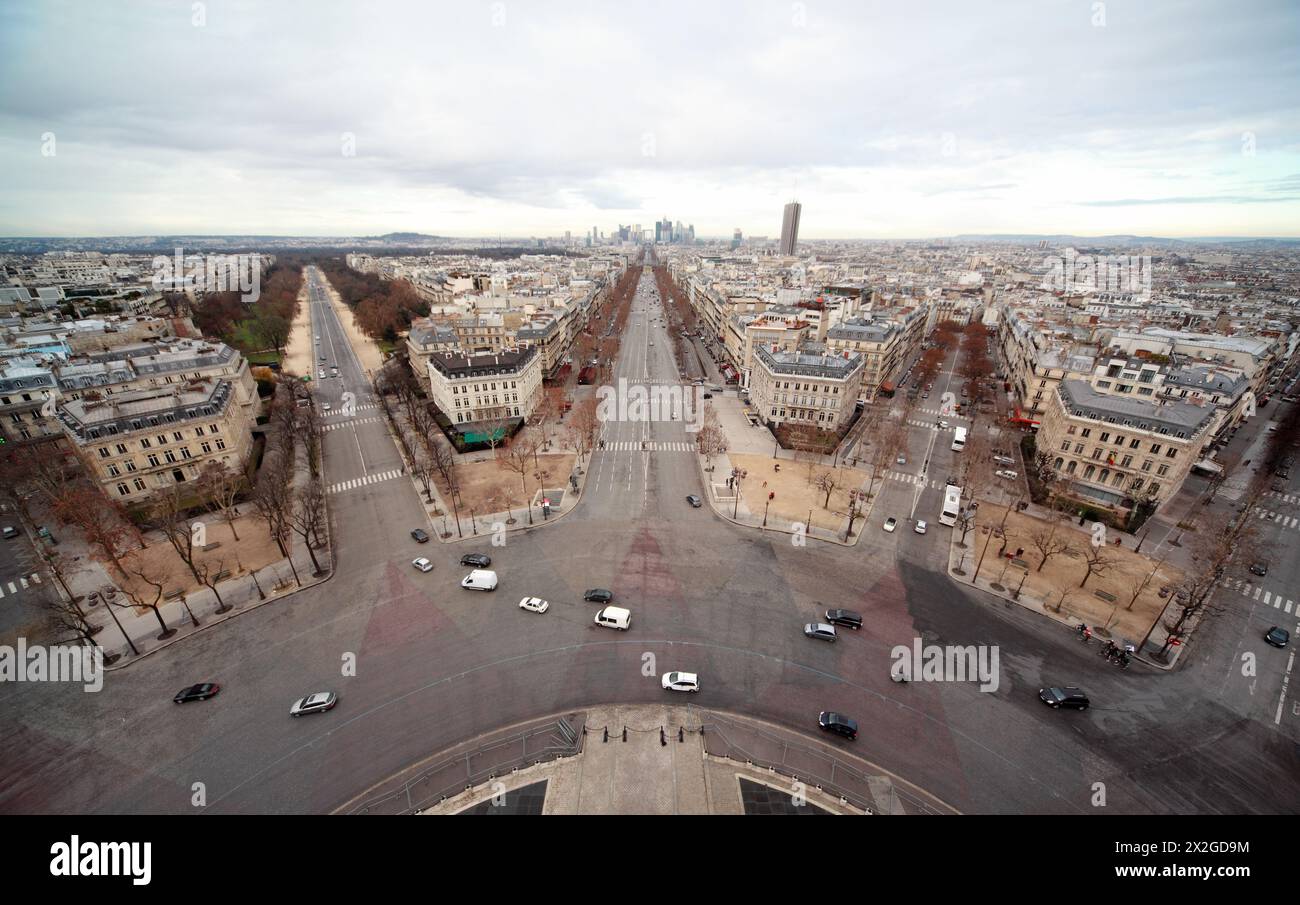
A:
2,270,1296,815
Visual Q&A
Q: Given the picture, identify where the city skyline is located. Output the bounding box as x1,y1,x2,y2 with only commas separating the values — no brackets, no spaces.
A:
2,1,1298,239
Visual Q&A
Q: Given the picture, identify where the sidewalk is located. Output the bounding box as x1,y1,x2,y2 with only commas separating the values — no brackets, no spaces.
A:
376,402,589,544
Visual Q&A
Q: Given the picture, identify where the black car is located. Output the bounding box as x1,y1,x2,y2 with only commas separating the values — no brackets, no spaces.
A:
824,608,863,630
460,553,492,567
818,711,858,740
411,528,430,543
685,495,702,508
702,392,713,399
1265,626,1290,649
1250,562,1268,577
1038,686,1089,710
584,588,613,603
174,683,220,704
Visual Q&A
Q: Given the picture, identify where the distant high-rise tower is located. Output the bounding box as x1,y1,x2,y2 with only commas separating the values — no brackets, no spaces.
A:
780,201,802,255
731,228,742,250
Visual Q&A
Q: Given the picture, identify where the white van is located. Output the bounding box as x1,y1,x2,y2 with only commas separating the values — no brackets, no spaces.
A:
594,605,631,631
460,569,498,591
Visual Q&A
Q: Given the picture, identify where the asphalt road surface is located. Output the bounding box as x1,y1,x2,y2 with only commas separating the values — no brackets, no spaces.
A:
1,270,1296,815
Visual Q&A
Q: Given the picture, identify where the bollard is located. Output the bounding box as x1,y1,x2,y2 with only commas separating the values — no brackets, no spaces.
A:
603,727,608,743
660,728,667,747
622,727,627,742
678,727,684,743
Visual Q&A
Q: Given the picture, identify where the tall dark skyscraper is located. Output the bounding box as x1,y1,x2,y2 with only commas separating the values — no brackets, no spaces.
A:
779,201,801,255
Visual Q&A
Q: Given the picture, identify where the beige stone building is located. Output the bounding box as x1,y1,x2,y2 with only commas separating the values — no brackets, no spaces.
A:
427,346,542,427
750,346,864,432
57,378,255,505
1038,379,1222,509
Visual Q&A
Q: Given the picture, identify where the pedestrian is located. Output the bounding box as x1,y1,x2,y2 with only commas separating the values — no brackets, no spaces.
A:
763,480,767,488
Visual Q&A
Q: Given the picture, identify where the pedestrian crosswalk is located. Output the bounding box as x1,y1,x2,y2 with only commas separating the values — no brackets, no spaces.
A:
598,440,697,452
1264,491,1298,506
1222,578,1295,614
324,403,379,418
883,470,944,489
906,419,945,431
1256,509,1300,530
0,572,42,599
322,417,382,432
327,468,405,494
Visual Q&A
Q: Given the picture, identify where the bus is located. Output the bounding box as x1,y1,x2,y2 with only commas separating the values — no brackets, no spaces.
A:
951,426,967,452
940,485,963,527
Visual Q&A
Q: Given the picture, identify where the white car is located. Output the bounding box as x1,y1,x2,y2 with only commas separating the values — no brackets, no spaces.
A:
289,691,337,717
995,469,1019,480
321,403,332,412
518,596,549,614
318,369,325,379
915,520,928,534
883,517,898,532
661,671,699,693
411,557,433,572
938,420,950,429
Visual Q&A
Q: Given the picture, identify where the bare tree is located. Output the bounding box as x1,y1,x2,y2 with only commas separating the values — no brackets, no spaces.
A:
411,447,436,503
1125,555,1168,611
1029,512,1075,572
198,460,246,541
153,485,207,587
1078,544,1115,588
51,482,139,580
695,406,728,470
814,471,839,509
291,479,327,575
500,439,537,524
118,563,176,640
568,397,600,462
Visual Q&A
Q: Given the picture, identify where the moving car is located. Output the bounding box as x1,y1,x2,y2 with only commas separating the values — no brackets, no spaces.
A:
896,454,907,465
883,517,898,532
411,528,430,543
937,420,950,429
518,596,549,614
318,369,325,379
1250,562,1268,577
173,683,220,704
594,605,631,630
321,403,331,412
824,609,862,630
914,520,928,534
685,494,702,508
289,692,337,717
1265,626,1290,648
461,569,498,591
584,588,614,603
702,392,713,399
1039,686,1090,710
460,553,492,567
412,557,433,573
803,623,837,642
2,526,17,539
818,711,858,740
661,671,699,693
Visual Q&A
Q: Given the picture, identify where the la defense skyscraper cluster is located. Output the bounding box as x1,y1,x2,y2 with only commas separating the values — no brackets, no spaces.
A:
780,201,801,255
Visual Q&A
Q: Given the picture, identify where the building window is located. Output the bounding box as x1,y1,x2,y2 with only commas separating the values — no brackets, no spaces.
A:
147,454,160,467
133,477,146,491
215,439,226,451
98,447,110,458
116,483,130,496
108,464,121,476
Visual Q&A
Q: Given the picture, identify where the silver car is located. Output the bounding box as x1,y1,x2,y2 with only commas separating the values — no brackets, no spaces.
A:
290,691,337,717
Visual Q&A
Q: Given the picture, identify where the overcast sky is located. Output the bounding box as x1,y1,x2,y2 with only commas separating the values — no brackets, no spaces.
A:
1,0,1297,238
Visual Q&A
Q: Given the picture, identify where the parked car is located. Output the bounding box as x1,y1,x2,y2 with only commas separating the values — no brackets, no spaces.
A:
518,596,549,614
914,520,928,534
702,392,713,399
992,455,1015,466
173,683,220,704
803,623,837,642
411,528,430,543
661,671,700,693
883,517,898,532
818,711,858,740
460,553,492,567
995,469,1019,480
412,557,433,573
685,494,702,508
1265,626,1290,648
1039,686,1090,710
584,588,614,603
824,609,862,630
289,692,337,717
